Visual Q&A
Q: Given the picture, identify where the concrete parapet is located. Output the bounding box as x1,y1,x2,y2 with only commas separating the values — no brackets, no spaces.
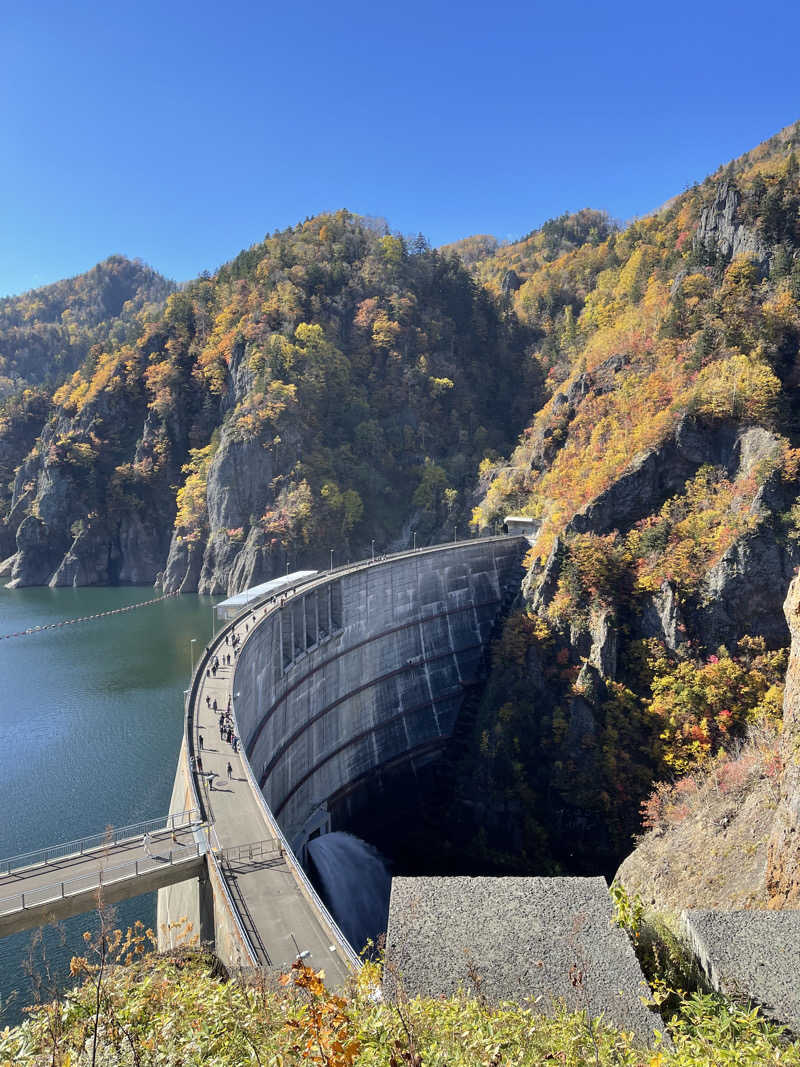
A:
384,876,660,1044
682,908,800,1032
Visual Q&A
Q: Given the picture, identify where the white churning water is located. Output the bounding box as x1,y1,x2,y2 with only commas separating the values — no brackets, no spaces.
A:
306,831,392,955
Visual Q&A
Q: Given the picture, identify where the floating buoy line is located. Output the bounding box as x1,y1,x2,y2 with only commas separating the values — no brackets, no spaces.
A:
0,591,179,640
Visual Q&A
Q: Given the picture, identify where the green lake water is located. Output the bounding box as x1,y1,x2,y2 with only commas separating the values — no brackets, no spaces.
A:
0,586,216,1024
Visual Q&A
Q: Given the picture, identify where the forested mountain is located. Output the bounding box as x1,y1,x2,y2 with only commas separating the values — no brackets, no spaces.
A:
0,257,174,547
436,120,800,885
443,207,618,296
0,255,174,394
0,215,538,589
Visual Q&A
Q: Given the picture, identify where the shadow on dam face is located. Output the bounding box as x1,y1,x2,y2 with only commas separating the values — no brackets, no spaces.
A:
233,540,620,944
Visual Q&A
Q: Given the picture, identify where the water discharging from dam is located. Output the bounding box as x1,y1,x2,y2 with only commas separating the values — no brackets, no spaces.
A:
307,832,392,955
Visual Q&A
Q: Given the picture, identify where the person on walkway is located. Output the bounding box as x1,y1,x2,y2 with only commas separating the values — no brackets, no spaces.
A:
197,754,203,773
199,734,204,750
232,735,239,754
227,761,233,779
212,697,217,712
144,832,152,858
205,695,210,708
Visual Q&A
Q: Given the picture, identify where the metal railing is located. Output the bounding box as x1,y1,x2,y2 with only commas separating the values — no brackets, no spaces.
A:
0,827,211,917
220,840,283,864
0,809,203,877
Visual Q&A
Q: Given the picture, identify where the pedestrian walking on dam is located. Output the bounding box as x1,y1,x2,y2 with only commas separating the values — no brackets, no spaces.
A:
227,761,233,779
199,734,204,750
144,832,152,858
212,698,217,712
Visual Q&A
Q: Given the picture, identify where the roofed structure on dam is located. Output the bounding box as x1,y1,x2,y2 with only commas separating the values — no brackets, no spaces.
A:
215,571,318,620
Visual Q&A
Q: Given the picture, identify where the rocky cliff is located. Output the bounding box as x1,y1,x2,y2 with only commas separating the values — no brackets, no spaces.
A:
766,576,800,904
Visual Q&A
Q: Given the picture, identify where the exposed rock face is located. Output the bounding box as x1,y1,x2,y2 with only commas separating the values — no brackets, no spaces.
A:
48,528,112,587
158,426,286,595
7,515,64,588
197,432,275,594
694,180,771,270
528,420,795,649
695,527,800,649
616,574,800,911
588,608,617,678
160,533,204,594
571,417,742,537
766,576,800,904
640,581,684,650
614,771,775,911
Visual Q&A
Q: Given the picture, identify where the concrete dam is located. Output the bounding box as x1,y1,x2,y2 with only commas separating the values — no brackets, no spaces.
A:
157,535,527,974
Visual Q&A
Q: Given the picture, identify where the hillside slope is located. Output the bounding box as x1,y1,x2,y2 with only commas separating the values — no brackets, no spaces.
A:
440,119,800,879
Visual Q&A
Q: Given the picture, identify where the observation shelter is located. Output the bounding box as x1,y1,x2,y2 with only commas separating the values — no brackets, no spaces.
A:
214,571,318,622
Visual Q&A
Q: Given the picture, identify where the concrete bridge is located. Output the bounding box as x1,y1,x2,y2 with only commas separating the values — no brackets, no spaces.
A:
157,535,528,978
0,811,208,938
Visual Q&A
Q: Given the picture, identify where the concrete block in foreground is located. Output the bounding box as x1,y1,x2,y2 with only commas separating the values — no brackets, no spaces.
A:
384,876,659,1043
682,909,800,1032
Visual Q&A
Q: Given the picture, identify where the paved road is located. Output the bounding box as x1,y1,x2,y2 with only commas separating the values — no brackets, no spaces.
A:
193,619,352,981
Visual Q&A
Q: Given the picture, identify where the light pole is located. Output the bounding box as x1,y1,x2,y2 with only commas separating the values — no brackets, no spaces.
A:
453,525,457,543
330,548,334,572
412,530,416,552
371,539,375,562
286,559,290,575
189,638,197,675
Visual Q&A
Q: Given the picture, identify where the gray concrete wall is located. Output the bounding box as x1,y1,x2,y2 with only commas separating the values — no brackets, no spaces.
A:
234,538,526,847
156,737,253,965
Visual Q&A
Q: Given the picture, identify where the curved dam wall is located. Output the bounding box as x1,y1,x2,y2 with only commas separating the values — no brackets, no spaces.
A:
234,537,527,852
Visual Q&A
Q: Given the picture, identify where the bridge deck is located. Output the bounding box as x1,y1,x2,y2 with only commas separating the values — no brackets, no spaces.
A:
195,635,352,980
0,825,206,938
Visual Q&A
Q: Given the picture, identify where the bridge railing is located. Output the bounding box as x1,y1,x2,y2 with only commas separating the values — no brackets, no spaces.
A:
219,839,283,864
0,826,212,918
0,809,203,876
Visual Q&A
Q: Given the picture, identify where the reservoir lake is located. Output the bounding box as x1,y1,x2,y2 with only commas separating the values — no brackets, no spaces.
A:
0,586,215,1023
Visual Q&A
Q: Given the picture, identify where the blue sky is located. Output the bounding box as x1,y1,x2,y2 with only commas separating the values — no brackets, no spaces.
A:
3,0,799,297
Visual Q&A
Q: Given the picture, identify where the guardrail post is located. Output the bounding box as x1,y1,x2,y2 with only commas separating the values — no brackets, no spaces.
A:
21,893,24,909
135,860,138,876
99,869,103,885
61,883,65,898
